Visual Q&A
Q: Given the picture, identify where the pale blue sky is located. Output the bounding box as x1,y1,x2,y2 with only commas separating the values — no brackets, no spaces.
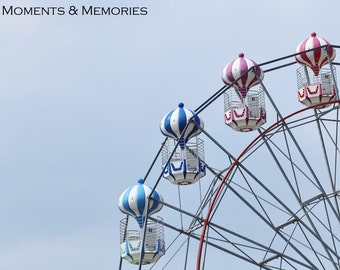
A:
1,1,340,269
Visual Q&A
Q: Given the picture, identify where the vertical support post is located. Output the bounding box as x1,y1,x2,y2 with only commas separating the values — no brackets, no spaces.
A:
304,65,311,85
325,46,339,98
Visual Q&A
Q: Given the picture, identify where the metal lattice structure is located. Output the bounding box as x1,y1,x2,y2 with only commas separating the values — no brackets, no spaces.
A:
118,44,340,270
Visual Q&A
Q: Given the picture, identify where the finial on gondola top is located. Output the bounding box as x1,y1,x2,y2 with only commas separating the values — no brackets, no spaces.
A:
221,53,264,99
295,32,336,76
160,102,204,149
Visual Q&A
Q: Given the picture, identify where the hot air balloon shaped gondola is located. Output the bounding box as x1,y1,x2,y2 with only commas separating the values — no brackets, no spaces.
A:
222,53,266,132
295,32,337,108
160,103,206,185
118,179,165,265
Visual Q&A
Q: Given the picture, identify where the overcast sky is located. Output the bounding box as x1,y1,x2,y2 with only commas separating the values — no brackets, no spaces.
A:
1,0,340,269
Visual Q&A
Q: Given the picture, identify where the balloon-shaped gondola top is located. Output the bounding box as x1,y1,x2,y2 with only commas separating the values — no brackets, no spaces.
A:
118,178,163,228
222,53,264,98
295,32,336,76
160,102,204,149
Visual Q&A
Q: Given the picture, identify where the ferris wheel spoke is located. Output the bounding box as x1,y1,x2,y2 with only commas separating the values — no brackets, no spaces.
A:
317,107,340,189
315,109,340,217
314,199,340,263
204,217,318,270
193,167,228,218
297,202,340,268
207,225,265,266
198,163,321,268
233,166,276,225
268,111,340,219
158,185,315,269
322,199,340,267
259,76,339,224
267,121,340,267
334,109,340,193
262,130,319,189
279,222,330,268
260,126,333,251
276,110,340,221
316,110,337,189
203,103,340,268
229,186,320,268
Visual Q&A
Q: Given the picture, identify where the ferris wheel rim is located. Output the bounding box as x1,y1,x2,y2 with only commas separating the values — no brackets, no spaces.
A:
196,99,340,270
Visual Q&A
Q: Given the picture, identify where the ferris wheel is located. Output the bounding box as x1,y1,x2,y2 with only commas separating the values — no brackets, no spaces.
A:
117,32,340,270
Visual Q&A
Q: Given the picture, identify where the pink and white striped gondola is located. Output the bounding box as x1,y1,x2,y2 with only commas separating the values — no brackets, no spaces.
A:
295,32,337,108
295,32,336,76
222,53,264,98
222,53,266,132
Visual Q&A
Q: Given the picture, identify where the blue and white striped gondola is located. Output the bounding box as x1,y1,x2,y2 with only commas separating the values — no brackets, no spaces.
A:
160,102,203,149
118,178,163,228
160,103,206,185
118,179,165,265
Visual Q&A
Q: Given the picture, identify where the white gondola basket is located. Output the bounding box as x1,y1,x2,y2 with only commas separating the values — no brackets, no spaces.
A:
120,216,165,265
161,137,206,185
224,86,266,132
296,65,337,108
